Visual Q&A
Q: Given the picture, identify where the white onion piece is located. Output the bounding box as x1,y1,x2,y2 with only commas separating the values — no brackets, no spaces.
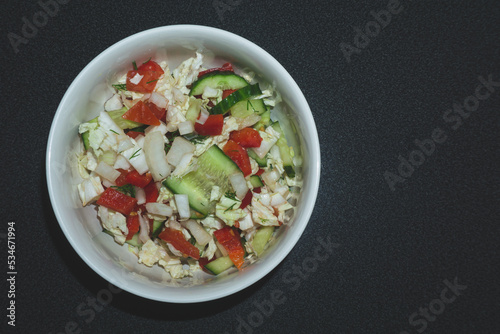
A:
237,113,261,130
270,193,286,207
135,187,146,205
168,219,183,231
196,108,209,125
257,193,271,206
117,137,134,153
175,194,190,219
261,169,280,186
138,213,150,243
183,220,212,246
104,94,123,112
229,172,249,200
140,93,151,102
135,135,145,148
130,73,143,85
238,211,255,230
167,243,183,257
98,111,124,136
113,154,131,170
178,121,194,135
144,131,171,181
101,179,114,188
172,153,194,177
150,92,168,109
166,137,195,166
94,161,120,182
172,87,185,103
146,202,173,216
145,121,168,136
216,241,228,257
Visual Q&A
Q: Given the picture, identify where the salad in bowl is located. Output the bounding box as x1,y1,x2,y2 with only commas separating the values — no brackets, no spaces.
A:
76,53,300,279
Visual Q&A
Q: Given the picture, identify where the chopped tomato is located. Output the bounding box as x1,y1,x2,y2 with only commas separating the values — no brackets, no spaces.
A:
114,169,129,187
126,60,164,93
214,227,245,269
240,190,252,210
138,60,164,74
97,188,137,216
146,102,166,122
198,257,217,275
158,228,200,260
122,101,160,126
253,187,262,194
195,114,224,136
125,171,152,188
229,128,262,148
256,168,265,176
126,213,140,240
126,130,143,139
198,62,234,78
144,181,159,203
222,89,238,99
223,140,252,176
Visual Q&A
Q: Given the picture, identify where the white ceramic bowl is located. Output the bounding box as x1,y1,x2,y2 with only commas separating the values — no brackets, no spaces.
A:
46,25,320,303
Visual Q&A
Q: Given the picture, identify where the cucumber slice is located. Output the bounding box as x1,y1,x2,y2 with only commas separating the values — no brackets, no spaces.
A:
230,98,267,118
210,84,263,115
253,109,271,131
271,122,295,178
126,233,142,247
252,226,275,255
204,256,234,275
249,175,264,188
163,145,241,216
81,118,98,150
185,97,202,122
190,72,248,96
248,149,267,167
108,107,142,129
151,220,164,239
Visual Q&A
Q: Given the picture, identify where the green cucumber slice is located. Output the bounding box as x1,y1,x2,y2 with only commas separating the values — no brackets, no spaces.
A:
248,149,267,167
151,220,164,239
185,97,202,122
163,145,241,216
190,72,248,96
210,84,263,115
249,175,264,188
253,109,271,130
252,226,275,255
108,107,142,129
230,98,267,118
271,122,295,178
204,256,234,275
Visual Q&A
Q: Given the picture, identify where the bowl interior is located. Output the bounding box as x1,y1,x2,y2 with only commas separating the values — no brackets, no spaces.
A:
46,25,320,303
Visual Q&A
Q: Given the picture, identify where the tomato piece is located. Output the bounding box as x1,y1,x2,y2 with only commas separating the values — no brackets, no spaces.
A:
256,168,265,176
198,62,234,78
144,181,159,203
125,170,152,188
122,101,160,126
126,130,143,139
114,169,129,187
138,60,164,75
253,187,261,194
146,102,166,122
240,190,252,210
198,257,217,275
223,140,252,176
195,114,224,136
222,89,238,100
158,228,200,260
229,128,262,148
126,69,160,93
97,188,137,215
214,227,245,269
126,213,140,240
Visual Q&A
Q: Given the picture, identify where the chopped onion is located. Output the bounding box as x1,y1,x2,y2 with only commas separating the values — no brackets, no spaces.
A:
257,193,271,206
117,136,134,153
167,243,183,257
172,87,185,103
270,193,286,207
135,187,145,205
168,219,182,231
182,220,212,246
144,131,171,181
135,135,145,148
150,92,168,109
94,161,120,182
146,202,173,216
130,73,143,85
216,241,228,257
140,93,151,102
236,113,261,130
113,154,131,170
145,121,168,136
138,213,150,244
101,179,114,188
174,194,190,219
229,172,249,200
178,121,194,135
104,94,123,112
238,211,255,230
261,169,280,186
196,107,209,125
172,153,194,177
166,137,195,166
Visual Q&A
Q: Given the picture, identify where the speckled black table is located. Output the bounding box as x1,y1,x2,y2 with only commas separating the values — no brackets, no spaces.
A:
2,1,499,333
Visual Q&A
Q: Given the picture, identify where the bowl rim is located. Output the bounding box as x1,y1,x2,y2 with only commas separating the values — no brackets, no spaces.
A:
46,24,321,303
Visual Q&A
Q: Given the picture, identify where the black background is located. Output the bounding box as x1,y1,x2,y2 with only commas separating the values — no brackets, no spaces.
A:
1,1,499,333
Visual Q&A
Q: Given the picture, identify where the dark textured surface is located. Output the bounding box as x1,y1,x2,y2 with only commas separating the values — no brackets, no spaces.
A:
1,0,499,333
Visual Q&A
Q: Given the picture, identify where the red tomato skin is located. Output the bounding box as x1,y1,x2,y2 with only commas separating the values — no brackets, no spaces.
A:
114,169,129,187
126,131,143,139
240,191,252,210
229,128,262,148
122,100,160,126
222,89,238,100
214,227,245,269
138,60,164,75
223,140,252,176
97,188,137,216
126,214,140,240
158,228,200,260
198,63,234,78
195,114,224,136
146,102,166,122
144,181,159,203
125,171,152,188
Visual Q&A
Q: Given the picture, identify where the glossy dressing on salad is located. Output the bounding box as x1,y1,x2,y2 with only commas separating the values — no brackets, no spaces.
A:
76,53,301,278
